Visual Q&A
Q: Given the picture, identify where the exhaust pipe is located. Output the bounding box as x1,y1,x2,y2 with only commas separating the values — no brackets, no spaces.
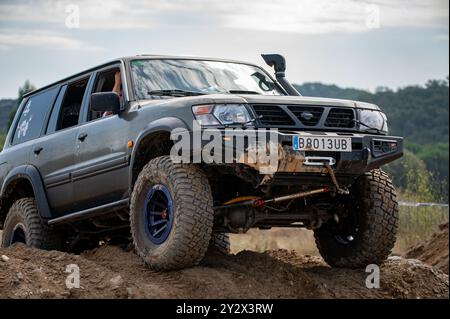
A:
261,54,301,96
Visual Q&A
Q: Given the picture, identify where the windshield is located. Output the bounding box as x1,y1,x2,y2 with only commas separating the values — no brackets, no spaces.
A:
130,59,285,99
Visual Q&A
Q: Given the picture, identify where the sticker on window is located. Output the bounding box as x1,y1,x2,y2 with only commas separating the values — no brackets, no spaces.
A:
17,115,33,139
23,100,32,116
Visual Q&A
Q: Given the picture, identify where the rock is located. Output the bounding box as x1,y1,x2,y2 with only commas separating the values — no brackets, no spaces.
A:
126,287,135,299
109,275,123,290
387,256,402,261
1,255,10,262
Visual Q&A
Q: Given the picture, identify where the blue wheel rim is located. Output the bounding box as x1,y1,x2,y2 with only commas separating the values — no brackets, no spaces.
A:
144,184,174,245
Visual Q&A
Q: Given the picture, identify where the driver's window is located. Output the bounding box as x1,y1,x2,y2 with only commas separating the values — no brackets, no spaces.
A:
89,67,122,121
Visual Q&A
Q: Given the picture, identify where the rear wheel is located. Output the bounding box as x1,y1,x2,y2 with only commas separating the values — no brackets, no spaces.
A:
314,169,399,268
1,197,62,250
130,156,214,270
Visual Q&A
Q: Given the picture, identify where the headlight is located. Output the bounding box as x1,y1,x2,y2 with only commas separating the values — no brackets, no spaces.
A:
192,104,252,126
359,110,388,133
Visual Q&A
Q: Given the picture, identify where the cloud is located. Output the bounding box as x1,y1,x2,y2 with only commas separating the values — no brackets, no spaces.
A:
0,0,162,29
219,0,450,34
0,0,448,34
0,29,103,51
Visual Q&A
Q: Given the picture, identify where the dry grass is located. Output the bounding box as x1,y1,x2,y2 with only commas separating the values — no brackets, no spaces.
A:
394,206,449,254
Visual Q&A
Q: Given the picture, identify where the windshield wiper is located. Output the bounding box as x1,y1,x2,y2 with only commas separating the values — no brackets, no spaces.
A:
148,89,206,97
228,90,262,95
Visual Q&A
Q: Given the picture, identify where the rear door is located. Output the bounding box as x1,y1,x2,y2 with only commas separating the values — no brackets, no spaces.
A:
31,75,92,216
71,64,130,211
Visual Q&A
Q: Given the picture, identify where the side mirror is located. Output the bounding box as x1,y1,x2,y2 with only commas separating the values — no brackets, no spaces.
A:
90,92,120,114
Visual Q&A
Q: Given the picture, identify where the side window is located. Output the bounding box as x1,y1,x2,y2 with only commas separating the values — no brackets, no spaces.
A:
88,67,122,121
57,77,89,131
13,87,58,145
46,85,67,134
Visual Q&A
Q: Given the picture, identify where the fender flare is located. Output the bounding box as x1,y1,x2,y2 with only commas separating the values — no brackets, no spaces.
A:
0,165,52,219
128,117,190,189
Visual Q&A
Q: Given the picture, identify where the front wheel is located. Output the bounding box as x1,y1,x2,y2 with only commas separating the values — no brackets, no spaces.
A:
314,169,399,268
130,156,214,270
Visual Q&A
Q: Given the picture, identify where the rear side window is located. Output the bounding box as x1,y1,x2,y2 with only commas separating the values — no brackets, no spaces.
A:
13,87,58,145
57,77,89,130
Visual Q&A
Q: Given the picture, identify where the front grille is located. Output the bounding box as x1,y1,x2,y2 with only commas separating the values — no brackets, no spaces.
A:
325,108,355,128
288,106,324,126
251,104,356,131
252,105,295,126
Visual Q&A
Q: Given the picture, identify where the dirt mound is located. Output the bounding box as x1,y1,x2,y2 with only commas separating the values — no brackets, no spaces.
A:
0,244,448,299
405,223,449,274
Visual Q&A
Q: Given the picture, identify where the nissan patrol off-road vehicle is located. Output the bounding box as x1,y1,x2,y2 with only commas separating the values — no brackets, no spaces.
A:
0,54,403,270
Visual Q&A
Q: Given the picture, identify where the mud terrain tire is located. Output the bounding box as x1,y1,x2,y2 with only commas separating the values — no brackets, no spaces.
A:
130,156,214,270
207,233,231,255
314,169,399,268
1,198,62,250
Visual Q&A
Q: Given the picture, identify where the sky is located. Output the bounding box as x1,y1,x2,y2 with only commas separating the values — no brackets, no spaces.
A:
0,0,448,98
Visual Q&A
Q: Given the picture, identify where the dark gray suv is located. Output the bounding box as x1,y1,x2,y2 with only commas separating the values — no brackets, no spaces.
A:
0,54,403,270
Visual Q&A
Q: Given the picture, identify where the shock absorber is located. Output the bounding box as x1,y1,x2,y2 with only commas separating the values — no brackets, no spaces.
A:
215,187,331,210
325,164,350,195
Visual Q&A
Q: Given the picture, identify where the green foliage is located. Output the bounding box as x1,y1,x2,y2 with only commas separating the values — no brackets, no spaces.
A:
366,80,449,146
294,82,371,101
406,142,449,178
384,150,435,201
0,133,6,152
0,99,16,133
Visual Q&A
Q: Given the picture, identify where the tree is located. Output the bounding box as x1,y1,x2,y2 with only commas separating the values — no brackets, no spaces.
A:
384,150,435,201
8,80,36,129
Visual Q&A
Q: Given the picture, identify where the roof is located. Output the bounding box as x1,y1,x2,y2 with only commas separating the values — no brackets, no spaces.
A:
23,55,260,98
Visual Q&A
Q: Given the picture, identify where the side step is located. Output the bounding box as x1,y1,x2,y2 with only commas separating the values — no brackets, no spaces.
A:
47,198,129,226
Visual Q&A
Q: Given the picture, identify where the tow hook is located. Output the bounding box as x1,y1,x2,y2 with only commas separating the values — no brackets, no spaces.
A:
325,164,350,195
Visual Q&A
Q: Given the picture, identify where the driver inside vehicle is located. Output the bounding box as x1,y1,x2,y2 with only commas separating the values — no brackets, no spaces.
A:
103,71,122,117
112,71,123,98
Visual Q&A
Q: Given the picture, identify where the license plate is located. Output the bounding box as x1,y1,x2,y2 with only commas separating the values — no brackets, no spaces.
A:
293,135,352,152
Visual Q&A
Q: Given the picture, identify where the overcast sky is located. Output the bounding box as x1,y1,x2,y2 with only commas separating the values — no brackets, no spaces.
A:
0,0,448,98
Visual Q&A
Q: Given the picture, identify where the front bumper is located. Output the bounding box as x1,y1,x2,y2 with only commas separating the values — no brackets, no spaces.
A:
179,129,403,176
274,131,403,174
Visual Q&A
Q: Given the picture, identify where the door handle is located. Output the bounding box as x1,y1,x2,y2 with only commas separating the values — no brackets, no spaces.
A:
78,133,88,142
33,147,43,155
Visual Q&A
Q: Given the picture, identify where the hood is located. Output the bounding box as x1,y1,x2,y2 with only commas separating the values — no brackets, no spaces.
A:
135,94,380,111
